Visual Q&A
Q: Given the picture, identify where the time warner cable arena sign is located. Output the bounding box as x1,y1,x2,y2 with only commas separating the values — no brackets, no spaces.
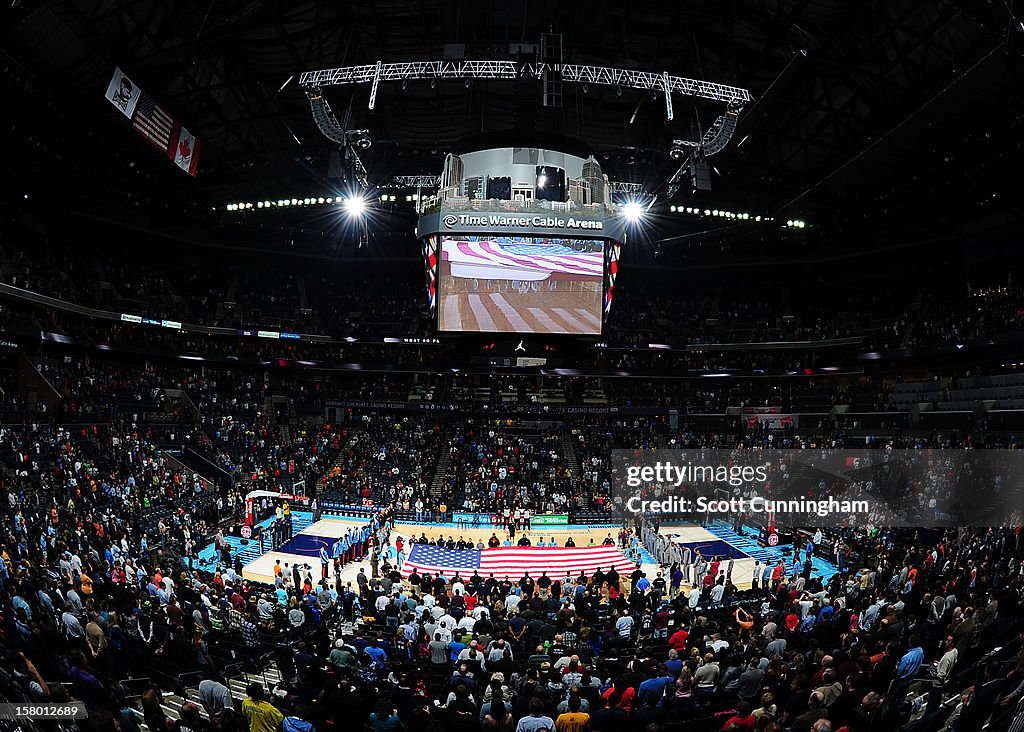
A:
419,210,626,241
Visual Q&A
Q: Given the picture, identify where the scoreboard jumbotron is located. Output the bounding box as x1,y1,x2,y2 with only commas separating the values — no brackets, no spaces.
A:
417,144,625,337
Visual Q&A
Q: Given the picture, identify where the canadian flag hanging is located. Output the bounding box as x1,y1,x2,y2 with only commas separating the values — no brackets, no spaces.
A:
170,124,201,176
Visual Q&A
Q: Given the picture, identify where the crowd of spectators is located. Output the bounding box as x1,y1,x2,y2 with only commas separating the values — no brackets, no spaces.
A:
1,347,1024,732
434,423,616,521
4,219,1024,354
320,414,445,510
3,440,1024,732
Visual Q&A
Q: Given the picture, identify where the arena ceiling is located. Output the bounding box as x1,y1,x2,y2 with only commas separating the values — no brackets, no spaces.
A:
2,0,1023,251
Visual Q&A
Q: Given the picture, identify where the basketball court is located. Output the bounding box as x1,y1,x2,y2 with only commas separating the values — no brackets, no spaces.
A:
231,511,840,593
658,523,761,589
240,516,634,585
658,521,841,589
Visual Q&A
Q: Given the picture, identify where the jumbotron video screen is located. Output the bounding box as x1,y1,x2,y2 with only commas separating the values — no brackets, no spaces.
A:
438,235,605,334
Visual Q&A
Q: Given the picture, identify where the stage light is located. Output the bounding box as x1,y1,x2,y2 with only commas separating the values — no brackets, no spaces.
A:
669,205,677,212
755,215,761,221
621,201,645,223
257,202,264,208
343,195,367,217
318,197,325,204
326,197,333,204
712,209,719,216
703,209,710,216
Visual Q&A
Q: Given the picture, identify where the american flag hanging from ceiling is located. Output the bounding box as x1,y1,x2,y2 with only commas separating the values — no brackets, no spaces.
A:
105,68,201,177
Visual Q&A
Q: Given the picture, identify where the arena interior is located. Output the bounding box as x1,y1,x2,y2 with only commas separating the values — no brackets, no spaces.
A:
2,3,1024,732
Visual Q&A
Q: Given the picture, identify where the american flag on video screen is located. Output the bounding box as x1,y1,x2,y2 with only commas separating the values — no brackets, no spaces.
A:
443,240,604,277
401,544,636,578
132,92,174,151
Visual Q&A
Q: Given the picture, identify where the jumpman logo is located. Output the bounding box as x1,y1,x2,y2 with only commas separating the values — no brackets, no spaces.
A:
515,340,526,352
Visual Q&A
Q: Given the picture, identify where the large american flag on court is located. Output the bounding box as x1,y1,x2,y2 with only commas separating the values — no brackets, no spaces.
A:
401,544,636,579
132,92,174,151
443,239,604,278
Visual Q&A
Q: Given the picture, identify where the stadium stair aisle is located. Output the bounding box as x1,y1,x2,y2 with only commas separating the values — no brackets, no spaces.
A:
561,432,581,476
429,446,451,500
157,665,284,723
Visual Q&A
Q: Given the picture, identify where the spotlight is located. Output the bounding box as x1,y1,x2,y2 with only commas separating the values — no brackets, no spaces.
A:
318,197,325,204
326,197,333,204
669,205,677,213
257,202,264,208
621,201,645,224
703,209,710,216
669,145,685,161
343,195,367,217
